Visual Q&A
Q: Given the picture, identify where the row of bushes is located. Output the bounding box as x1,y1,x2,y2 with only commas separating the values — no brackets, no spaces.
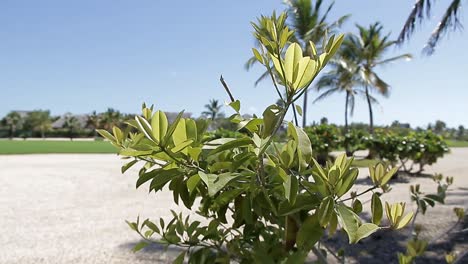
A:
301,124,449,174
364,131,449,174
0,129,96,139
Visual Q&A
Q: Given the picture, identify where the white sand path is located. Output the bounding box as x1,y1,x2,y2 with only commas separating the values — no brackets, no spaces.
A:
0,149,467,263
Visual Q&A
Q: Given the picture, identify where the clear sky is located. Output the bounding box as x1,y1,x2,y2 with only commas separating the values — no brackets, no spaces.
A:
1,0,467,128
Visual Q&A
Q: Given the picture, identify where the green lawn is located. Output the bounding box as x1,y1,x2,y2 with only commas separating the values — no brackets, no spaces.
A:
446,140,468,148
0,140,117,154
351,158,388,168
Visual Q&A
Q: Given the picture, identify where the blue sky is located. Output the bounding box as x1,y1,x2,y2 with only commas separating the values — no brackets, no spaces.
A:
1,0,467,128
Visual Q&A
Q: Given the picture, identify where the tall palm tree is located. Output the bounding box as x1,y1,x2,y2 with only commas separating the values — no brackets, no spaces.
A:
314,57,361,131
345,23,412,133
3,111,23,139
202,99,222,121
398,0,463,55
285,0,350,127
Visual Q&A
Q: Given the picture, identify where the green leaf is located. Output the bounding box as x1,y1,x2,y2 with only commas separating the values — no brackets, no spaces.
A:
252,48,263,64
208,137,252,156
336,204,360,244
135,116,156,142
380,166,398,186
355,223,379,243
424,194,445,204
262,104,281,138
147,168,182,192
318,196,335,227
296,214,323,250
294,104,303,116
396,211,414,229
162,111,185,146
283,174,299,205
198,172,240,197
352,199,363,214
121,160,138,173
371,193,383,225
336,168,358,197
119,148,153,157
172,118,188,154
97,129,115,142
284,43,303,86
112,127,123,143
288,123,312,171
151,110,168,142
171,139,193,153
132,241,148,252
229,100,241,113
144,220,160,234
186,174,200,193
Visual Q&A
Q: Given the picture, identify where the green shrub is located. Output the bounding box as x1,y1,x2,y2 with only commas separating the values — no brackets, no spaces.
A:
364,130,449,174
305,124,341,164
99,12,412,263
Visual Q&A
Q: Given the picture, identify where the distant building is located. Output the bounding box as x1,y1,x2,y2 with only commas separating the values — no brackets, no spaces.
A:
51,114,89,129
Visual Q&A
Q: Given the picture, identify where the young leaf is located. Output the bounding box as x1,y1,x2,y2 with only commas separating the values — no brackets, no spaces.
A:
151,110,168,142
318,196,335,227
371,193,383,225
132,241,148,252
355,223,379,243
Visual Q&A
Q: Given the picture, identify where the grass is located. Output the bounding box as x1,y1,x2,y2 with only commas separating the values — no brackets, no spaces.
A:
351,158,387,168
446,140,468,148
0,140,117,154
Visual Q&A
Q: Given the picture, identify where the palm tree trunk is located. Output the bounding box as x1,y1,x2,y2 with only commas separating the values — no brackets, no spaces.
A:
365,86,374,134
345,91,349,132
302,91,308,128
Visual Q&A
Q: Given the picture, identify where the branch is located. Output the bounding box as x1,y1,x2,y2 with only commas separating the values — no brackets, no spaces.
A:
220,75,236,103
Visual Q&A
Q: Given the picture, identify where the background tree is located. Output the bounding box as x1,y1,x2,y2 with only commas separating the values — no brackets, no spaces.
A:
456,125,465,140
86,111,101,137
433,120,447,135
314,53,364,132
345,23,411,133
3,111,23,139
62,114,81,140
202,99,223,121
25,110,52,138
285,0,350,127
100,108,122,131
398,0,463,55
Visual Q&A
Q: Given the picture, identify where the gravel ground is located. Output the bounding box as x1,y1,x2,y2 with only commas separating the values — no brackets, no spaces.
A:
1,149,467,263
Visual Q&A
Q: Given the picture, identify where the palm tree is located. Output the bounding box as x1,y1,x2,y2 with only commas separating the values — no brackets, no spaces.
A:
314,56,361,131
284,0,350,127
62,114,81,140
398,0,463,55
345,23,411,133
202,99,222,121
3,111,23,139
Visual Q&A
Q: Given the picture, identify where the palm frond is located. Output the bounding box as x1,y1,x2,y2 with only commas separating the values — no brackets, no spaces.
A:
313,87,340,103
375,53,412,66
254,70,271,87
397,0,433,43
423,0,463,55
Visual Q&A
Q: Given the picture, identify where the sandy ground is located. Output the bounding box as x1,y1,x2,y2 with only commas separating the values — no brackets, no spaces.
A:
0,149,467,263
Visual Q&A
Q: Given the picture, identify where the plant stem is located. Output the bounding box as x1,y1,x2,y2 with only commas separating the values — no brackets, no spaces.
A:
339,186,378,202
